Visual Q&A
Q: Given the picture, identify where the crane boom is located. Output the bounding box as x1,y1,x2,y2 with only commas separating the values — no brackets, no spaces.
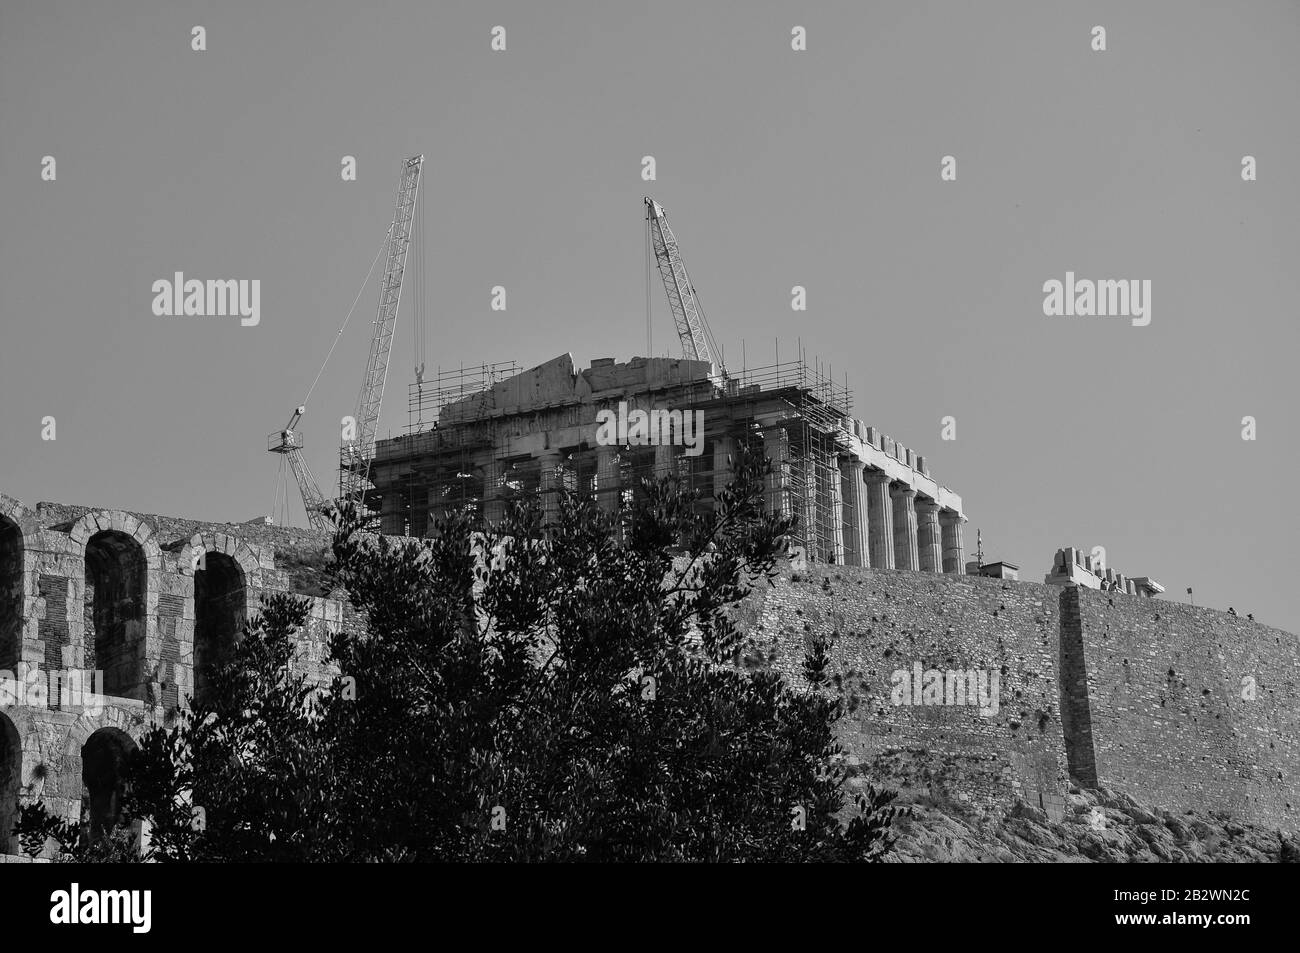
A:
339,154,425,512
645,197,727,381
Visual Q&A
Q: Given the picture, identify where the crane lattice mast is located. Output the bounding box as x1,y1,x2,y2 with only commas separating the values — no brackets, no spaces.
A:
645,197,727,383
339,154,424,514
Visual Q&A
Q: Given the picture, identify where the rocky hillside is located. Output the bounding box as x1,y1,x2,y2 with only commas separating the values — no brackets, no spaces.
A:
853,751,1300,863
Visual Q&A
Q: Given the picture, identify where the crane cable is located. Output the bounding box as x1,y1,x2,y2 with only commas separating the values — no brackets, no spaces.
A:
419,182,426,371
696,290,727,378
300,222,395,409
645,208,652,357
269,453,286,526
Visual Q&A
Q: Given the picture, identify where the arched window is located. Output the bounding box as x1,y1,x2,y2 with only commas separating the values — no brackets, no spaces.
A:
81,727,138,842
193,552,246,706
0,713,19,855
84,531,147,698
0,515,22,671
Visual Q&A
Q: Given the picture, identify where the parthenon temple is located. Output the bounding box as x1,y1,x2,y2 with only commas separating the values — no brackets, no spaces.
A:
366,352,965,571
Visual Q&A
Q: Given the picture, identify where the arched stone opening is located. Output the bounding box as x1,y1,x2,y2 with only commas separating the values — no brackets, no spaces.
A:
0,515,22,671
194,551,246,706
84,530,147,697
0,712,19,854
81,727,138,843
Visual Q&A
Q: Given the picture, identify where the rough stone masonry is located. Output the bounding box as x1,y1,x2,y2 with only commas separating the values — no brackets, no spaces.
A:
734,560,1300,831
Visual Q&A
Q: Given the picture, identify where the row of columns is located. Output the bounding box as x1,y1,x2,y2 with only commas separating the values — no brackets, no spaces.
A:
832,465,963,573
477,441,963,577
482,446,625,527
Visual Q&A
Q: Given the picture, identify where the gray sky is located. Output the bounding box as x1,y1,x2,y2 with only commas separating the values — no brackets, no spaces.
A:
2,1,1297,629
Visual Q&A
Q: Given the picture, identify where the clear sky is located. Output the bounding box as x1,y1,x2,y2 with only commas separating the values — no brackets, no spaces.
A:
2,1,1297,629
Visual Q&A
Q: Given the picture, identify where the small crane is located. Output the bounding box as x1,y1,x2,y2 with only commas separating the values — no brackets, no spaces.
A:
267,406,330,530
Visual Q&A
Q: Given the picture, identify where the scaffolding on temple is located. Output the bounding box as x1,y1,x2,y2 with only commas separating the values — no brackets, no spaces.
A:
682,353,855,562
368,349,858,564
364,361,521,536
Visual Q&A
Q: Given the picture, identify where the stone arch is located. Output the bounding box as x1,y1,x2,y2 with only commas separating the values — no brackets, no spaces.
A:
182,533,262,708
81,726,138,842
0,712,19,854
187,532,262,589
0,494,26,524
193,551,247,705
0,510,23,672
65,706,149,753
83,530,148,697
69,512,160,701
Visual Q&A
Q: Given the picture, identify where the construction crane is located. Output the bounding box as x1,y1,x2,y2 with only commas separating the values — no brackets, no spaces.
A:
267,154,425,530
267,407,330,530
644,197,728,383
339,154,424,517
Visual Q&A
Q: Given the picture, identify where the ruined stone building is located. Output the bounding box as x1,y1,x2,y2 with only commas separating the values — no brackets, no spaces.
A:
1044,546,1165,597
367,353,966,572
0,495,345,858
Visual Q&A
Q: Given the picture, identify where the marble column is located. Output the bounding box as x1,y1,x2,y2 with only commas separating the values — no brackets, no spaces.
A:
840,456,869,567
939,509,965,574
763,429,791,520
798,454,818,557
915,498,942,573
654,442,676,480
712,436,736,511
482,459,505,526
824,462,845,564
538,450,563,526
864,469,894,570
379,486,407,536
595,445,621,514
890,484,920,571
